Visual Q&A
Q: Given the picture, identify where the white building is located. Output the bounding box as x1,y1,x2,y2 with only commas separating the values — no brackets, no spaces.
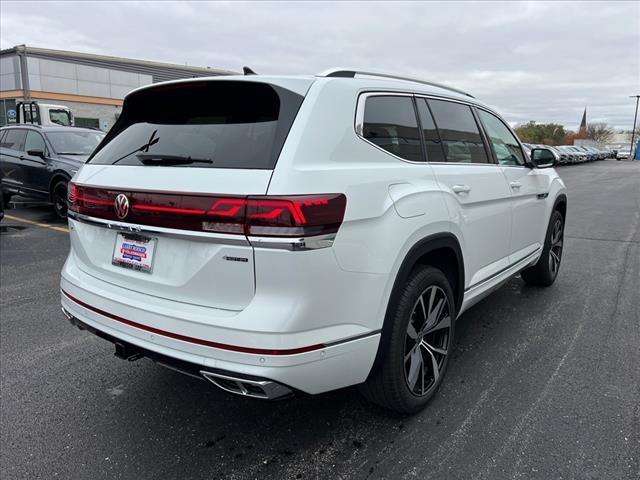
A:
1,45,235,130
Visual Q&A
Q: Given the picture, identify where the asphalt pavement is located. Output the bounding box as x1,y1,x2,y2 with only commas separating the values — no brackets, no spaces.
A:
1,160,639,480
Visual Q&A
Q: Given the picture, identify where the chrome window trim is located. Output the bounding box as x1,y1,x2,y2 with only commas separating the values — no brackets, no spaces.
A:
68,212,336,250
355,91,501,167
423,162,501,167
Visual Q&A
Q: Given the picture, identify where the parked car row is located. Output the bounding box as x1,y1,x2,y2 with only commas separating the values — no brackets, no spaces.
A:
522,143,616,165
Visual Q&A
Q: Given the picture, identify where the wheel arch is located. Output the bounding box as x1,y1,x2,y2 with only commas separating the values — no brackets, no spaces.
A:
553,193,567,220
368,233,464,376
48,171,71,202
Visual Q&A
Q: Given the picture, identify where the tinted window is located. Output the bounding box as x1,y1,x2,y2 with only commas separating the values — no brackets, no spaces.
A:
89,81,303,169
428,100,489,163
47,130,104,155
477,110,525,166
2,129,27,151
416,99,446,162
25,131,46,153
362,96,423,162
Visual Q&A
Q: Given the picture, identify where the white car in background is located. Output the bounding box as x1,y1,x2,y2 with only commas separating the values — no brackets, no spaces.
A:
60,69,567,413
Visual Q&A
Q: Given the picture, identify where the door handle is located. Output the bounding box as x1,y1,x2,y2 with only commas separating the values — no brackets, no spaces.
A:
509,181,522,189
452,184,471,194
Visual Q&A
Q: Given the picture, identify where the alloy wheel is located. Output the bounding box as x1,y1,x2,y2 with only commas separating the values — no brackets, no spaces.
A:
549,218,563,277
54,183,68,218
404,285,452,396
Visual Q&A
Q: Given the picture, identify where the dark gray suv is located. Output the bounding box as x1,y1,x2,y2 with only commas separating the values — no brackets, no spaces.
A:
0,125,104,218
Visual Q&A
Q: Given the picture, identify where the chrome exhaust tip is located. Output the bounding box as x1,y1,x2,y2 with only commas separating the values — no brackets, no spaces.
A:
200,371,293,400
61,306,74,321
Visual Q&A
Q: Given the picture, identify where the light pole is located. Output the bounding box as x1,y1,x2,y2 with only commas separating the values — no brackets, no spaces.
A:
630,95,640,160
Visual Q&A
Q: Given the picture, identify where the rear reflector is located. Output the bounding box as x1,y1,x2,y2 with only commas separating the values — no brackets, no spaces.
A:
68,182,346,237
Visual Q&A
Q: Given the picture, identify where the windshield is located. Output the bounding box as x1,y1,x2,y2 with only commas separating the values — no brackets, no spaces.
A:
49,109,72,127
89,81,304,169
47,130,105,155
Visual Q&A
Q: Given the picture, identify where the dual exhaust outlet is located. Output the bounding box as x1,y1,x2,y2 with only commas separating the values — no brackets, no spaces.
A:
200,371,293,400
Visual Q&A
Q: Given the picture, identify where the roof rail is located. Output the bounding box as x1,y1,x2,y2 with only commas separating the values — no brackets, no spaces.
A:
316,68,474,98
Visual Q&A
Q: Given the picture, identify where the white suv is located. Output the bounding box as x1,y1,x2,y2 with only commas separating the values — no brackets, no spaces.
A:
60,69,567,413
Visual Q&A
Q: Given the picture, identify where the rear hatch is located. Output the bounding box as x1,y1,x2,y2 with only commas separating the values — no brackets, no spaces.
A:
68,79,307,310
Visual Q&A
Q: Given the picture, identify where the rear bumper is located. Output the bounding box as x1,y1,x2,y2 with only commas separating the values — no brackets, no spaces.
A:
62,308,295,399
60,264,381,395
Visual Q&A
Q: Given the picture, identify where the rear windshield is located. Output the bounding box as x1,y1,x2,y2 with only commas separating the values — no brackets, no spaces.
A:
47,130,105,155
88,81,304,169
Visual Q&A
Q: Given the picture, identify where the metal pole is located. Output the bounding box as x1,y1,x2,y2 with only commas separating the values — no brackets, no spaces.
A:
16,44,31,102
630,95,640,160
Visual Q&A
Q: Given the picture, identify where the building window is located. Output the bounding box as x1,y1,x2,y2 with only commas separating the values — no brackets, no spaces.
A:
75,117,100,129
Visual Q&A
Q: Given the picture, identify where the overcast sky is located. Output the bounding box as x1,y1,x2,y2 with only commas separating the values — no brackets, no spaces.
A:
1,1,638,130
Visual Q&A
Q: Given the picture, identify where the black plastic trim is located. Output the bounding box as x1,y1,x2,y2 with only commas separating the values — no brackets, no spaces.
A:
368,233,464,375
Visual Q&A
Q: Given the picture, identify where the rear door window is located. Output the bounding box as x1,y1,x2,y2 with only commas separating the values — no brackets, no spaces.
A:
89,81,304,169
362,96,424,162
427,99,489,164
2,129,27,152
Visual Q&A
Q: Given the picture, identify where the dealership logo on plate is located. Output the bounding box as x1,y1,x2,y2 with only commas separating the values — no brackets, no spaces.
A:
114,194,130,219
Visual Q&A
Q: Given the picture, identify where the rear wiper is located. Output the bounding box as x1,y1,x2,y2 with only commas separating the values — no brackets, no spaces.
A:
57,152,85,155
135,153,213,166
112,129,160,165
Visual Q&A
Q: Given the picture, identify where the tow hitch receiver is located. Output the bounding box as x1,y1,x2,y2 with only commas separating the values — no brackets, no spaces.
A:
114,342,143,361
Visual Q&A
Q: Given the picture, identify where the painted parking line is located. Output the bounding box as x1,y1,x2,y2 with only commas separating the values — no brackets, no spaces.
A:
3,215,69,233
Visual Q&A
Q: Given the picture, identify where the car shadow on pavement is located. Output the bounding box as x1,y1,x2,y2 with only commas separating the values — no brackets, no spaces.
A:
70,275,559,479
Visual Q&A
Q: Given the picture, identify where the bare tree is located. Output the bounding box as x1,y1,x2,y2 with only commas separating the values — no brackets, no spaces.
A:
586,123,614,143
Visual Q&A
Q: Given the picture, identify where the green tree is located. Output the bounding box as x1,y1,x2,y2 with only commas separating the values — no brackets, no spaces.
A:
514,121,568,145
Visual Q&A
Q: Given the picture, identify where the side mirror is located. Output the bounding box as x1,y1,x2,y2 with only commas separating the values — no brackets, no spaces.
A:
27,149,46,158
530,148,556,168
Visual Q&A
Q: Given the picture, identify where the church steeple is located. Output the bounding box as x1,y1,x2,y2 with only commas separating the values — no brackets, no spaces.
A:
579,108,587,132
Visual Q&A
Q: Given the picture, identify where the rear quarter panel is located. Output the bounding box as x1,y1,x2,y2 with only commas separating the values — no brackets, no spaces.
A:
267,79,454,331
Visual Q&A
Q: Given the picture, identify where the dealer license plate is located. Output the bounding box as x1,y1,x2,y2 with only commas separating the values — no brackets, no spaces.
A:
112,233,157,274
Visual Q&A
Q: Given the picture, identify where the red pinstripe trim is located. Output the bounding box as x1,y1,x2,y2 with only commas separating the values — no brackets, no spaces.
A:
61,289,324,356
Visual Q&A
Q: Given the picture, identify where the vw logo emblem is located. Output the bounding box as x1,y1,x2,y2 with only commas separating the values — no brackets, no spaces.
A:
114,194,130,219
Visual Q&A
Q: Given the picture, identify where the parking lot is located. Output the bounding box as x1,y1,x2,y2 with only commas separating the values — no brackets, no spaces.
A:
1,160,638,479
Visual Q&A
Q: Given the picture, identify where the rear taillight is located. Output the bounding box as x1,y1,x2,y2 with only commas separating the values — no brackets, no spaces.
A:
246,195,346,237
68,182,346,237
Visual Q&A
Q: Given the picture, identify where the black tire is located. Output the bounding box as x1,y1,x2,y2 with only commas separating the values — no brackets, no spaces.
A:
521,209,564,286
51,179,69,219
360,266,455,414
2,192,11,207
